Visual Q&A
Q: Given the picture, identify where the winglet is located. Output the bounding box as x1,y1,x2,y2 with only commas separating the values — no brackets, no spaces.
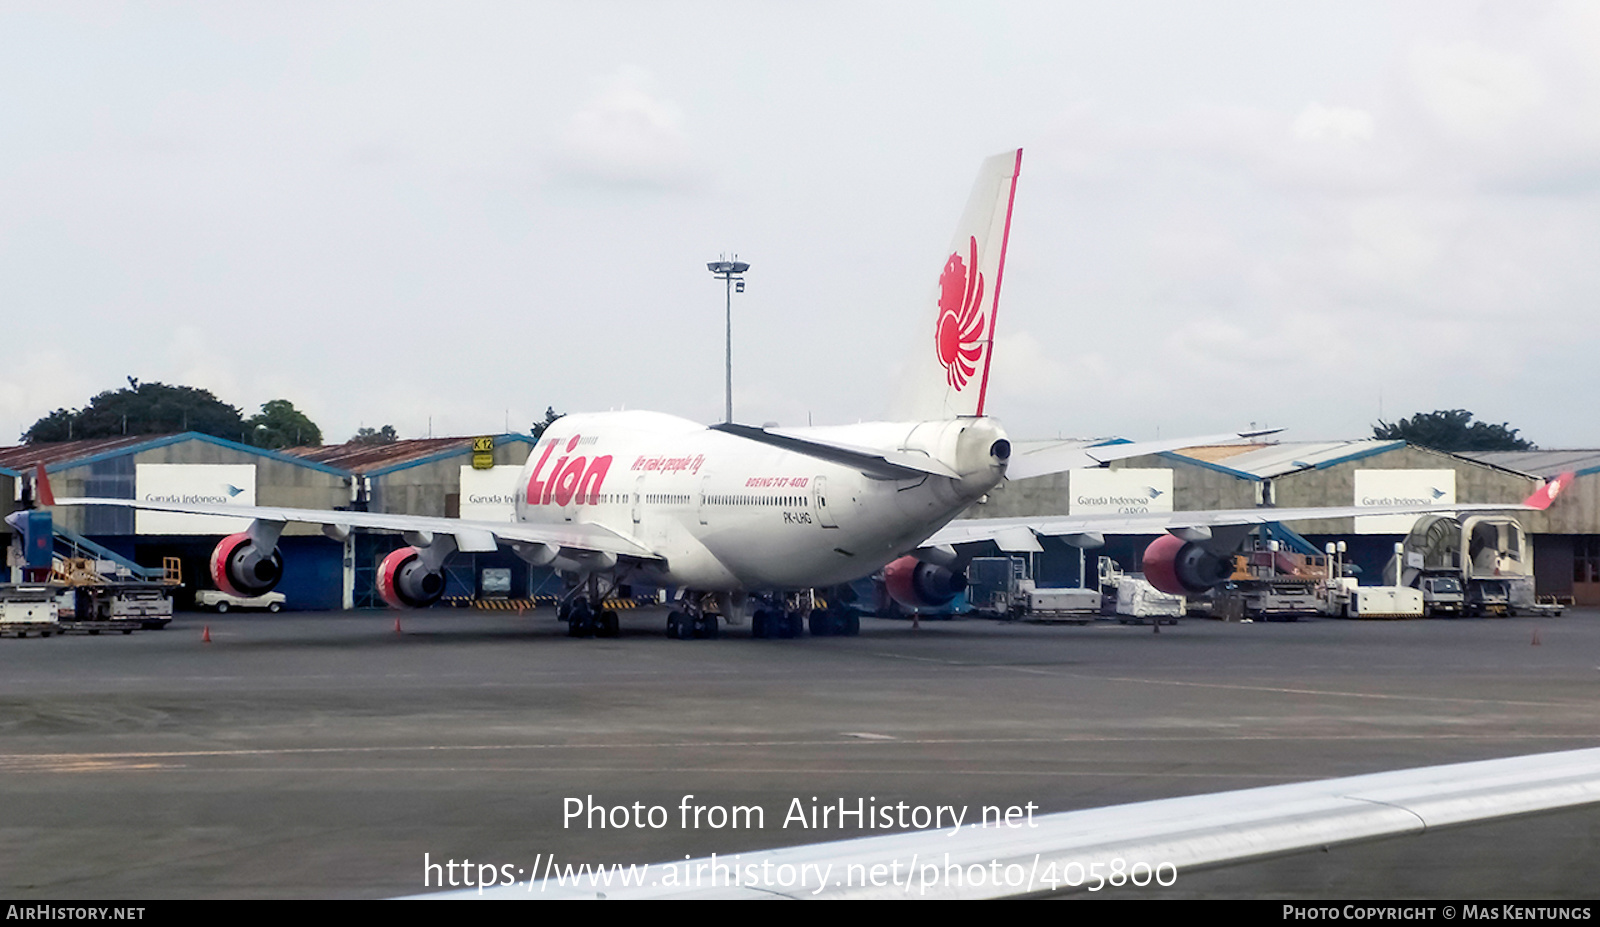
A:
33,464,55,508
1522,472,1575,511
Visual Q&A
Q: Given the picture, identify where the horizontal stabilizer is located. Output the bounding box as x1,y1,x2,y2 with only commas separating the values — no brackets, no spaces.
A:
710,423,960,480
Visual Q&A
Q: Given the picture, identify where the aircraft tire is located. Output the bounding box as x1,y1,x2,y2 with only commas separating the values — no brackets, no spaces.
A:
568,601,594,638
784,611,803,638
695,614,718,639
844,612,860,636
808,612,831,637
597,610,619,638
752,610,769,639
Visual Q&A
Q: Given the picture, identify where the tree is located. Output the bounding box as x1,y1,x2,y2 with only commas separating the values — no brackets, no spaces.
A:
1372,409,1535,452
349,425,399,446
531,407,564,441
24,379,247,443
245,400,323,450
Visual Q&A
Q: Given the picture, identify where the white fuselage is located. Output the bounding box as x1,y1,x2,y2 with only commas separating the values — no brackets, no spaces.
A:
512,411,1008,591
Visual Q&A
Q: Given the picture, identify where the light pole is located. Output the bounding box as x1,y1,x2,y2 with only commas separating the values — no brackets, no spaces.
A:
706,256,748,424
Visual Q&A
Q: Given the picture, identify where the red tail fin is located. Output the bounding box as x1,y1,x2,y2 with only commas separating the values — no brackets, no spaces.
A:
1522,472,1574,511
34,464,55,507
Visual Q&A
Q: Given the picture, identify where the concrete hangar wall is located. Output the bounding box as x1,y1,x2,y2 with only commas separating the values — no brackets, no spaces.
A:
0,432,539,610
970,439,1599,600
0,466,17,547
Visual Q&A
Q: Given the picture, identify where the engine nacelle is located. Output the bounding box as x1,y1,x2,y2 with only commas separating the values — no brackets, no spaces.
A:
883,555,967,609
210,532,284,597
377,546,446,609
1141,534,1235,596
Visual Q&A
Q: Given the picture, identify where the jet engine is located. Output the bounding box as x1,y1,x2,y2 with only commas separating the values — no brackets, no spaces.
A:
1141,534,1235,597
883,555,967,609
210,531,284,597
377,546,447,609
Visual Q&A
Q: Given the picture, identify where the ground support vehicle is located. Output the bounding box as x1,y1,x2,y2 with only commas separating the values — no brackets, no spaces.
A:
1207,547,1330,621
56,584,172,634
1342,585,1425,619
195,590,286,613
1093,558,1183,624
0,585,60,638
967,557,1100,622
1395,514,1562,618
1416,574,1465,617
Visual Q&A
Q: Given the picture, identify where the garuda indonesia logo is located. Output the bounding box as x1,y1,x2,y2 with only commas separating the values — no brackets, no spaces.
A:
935,236,987,391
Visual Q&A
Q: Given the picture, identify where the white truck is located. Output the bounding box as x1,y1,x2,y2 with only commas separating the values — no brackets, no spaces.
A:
1,585,60,638
195,590,286,613
966,557,1102,622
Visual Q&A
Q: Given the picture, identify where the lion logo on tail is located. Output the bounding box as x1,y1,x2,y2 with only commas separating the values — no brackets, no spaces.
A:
934,236,987,391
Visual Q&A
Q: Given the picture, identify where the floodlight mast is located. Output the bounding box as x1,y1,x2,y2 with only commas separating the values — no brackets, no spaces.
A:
706,256,749,424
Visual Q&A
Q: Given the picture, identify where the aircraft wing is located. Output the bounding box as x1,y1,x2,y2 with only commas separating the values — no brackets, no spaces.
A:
49,496,661,560
1005,429,1280,481
926,473,1575,551
433,746,1600,899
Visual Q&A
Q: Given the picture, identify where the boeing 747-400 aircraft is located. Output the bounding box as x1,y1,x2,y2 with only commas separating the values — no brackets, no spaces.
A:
38,149,1572,638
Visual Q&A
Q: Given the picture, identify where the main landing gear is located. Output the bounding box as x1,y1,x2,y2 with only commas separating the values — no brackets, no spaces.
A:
560,574,621,639
666,593,720,640
751,591,860,639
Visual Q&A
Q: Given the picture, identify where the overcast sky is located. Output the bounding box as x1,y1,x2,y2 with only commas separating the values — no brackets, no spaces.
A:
3,2,1598,449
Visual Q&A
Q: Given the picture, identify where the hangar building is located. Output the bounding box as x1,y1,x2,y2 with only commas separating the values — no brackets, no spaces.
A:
284,434,538,606
0,432,539,610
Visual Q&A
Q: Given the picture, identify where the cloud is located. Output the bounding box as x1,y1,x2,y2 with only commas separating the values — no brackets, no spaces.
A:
0,349,97,443
1293,104,1375,143
1408,42,1546,140
165,325,242,411
550,67,702,190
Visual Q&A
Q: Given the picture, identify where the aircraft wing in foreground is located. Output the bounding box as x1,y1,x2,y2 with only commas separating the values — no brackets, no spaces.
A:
429,745,1600,899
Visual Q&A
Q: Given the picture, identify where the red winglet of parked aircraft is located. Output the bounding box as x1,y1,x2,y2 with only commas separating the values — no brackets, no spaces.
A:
1523,471,1576,511
34,464,54,508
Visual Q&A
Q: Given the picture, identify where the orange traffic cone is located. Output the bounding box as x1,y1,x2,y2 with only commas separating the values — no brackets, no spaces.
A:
1531,629,1541,646
202,625,211,643
394,616,402,634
